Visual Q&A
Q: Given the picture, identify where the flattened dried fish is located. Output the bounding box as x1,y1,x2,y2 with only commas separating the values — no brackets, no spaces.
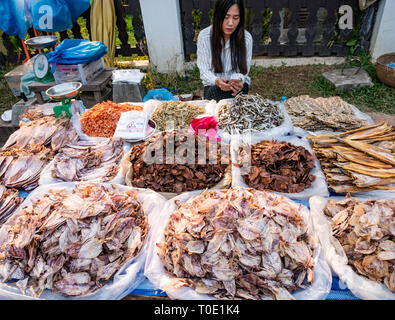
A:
0,183,148,298
157,188,317,300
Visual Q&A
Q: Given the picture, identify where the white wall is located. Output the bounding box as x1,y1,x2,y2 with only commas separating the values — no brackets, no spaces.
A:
139,0,185,73
370,0,395,62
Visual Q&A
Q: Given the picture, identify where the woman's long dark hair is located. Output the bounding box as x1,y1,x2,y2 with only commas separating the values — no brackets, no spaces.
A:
211,0,247,75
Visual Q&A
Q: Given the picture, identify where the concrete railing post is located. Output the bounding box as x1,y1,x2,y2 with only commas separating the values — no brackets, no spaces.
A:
370,0,395,62
139,0,185,73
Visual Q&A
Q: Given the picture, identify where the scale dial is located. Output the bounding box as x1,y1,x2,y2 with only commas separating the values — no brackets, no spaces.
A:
33,54,50,79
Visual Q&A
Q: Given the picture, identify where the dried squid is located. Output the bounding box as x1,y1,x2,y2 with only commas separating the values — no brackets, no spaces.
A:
157,188,318,300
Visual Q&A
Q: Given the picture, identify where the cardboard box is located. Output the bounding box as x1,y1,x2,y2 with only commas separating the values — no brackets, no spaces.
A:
53,57,105,85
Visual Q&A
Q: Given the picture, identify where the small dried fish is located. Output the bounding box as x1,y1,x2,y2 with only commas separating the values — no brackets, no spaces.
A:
152,101,205,131
218,94,283,134
285,95,369,132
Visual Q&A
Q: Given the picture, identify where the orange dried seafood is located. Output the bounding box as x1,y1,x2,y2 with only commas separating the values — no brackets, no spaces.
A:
81,101,143,137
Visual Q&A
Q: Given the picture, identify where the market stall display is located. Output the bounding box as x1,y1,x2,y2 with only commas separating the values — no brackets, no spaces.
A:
237,140,316,193
310,195,395,300
0,184,22,226
80,101,143,138
122,130,231,195
307,122,395,193
324,196,394,293
285,95,370,132
0,116,80,191
217,94,284,134
40,138,125,184
147,188,331,300
0,183,153,298
0,146,54,191
151,101,206,131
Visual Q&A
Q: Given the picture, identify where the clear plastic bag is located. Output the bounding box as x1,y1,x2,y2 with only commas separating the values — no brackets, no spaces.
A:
0,182,167,300
309,195,395,300
231,135,329,201
144,189,332,300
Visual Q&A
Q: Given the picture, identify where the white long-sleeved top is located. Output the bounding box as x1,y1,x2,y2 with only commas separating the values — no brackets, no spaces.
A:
197,25,253,87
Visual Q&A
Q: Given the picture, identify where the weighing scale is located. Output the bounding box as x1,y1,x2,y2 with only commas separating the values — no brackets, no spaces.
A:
24,35,58,83
45,82,82,118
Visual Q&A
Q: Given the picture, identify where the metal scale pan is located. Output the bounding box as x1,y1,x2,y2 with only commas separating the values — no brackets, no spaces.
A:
24,35,59,50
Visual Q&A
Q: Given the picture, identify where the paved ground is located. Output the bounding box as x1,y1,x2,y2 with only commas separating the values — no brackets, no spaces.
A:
368,111,395,126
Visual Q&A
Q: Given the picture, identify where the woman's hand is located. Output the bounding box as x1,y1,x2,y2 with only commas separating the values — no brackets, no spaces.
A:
215,78,232,92
229,79,243,96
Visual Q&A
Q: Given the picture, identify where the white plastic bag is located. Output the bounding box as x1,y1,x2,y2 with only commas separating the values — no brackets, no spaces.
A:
214,98,294,144
231,135,329,201
309,195,395,300
145,189,332,300
113,111,149,141
0,182,167,300
38,141,131,186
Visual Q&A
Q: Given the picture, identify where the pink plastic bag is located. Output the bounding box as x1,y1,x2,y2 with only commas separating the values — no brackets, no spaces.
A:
189,116,221,142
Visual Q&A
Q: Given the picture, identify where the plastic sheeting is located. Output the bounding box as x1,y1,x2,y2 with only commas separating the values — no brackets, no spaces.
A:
46,39,108,72
0,0,31,39
27,0,90,33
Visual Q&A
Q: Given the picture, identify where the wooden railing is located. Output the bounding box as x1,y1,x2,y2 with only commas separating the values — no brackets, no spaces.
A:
180,0,372,59
0,0,147,65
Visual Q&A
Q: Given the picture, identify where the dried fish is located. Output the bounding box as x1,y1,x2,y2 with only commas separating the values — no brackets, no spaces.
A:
125,130,230,193
0,183,148,298
0,184,22,226
157,188,317,300
308,122,395,193
285,95,369,132
81,101,143,138
218,94,283,134
238,140,316,193
50,138,124,183
324,195,394,293
152,101,205,131
3,116,78,151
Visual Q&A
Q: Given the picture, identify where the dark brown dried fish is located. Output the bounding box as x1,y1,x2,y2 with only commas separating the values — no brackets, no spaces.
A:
238,140,316,193
125,130,230,193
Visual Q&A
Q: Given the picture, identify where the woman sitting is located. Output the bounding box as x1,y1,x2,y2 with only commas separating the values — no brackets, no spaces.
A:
197,0,253,102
